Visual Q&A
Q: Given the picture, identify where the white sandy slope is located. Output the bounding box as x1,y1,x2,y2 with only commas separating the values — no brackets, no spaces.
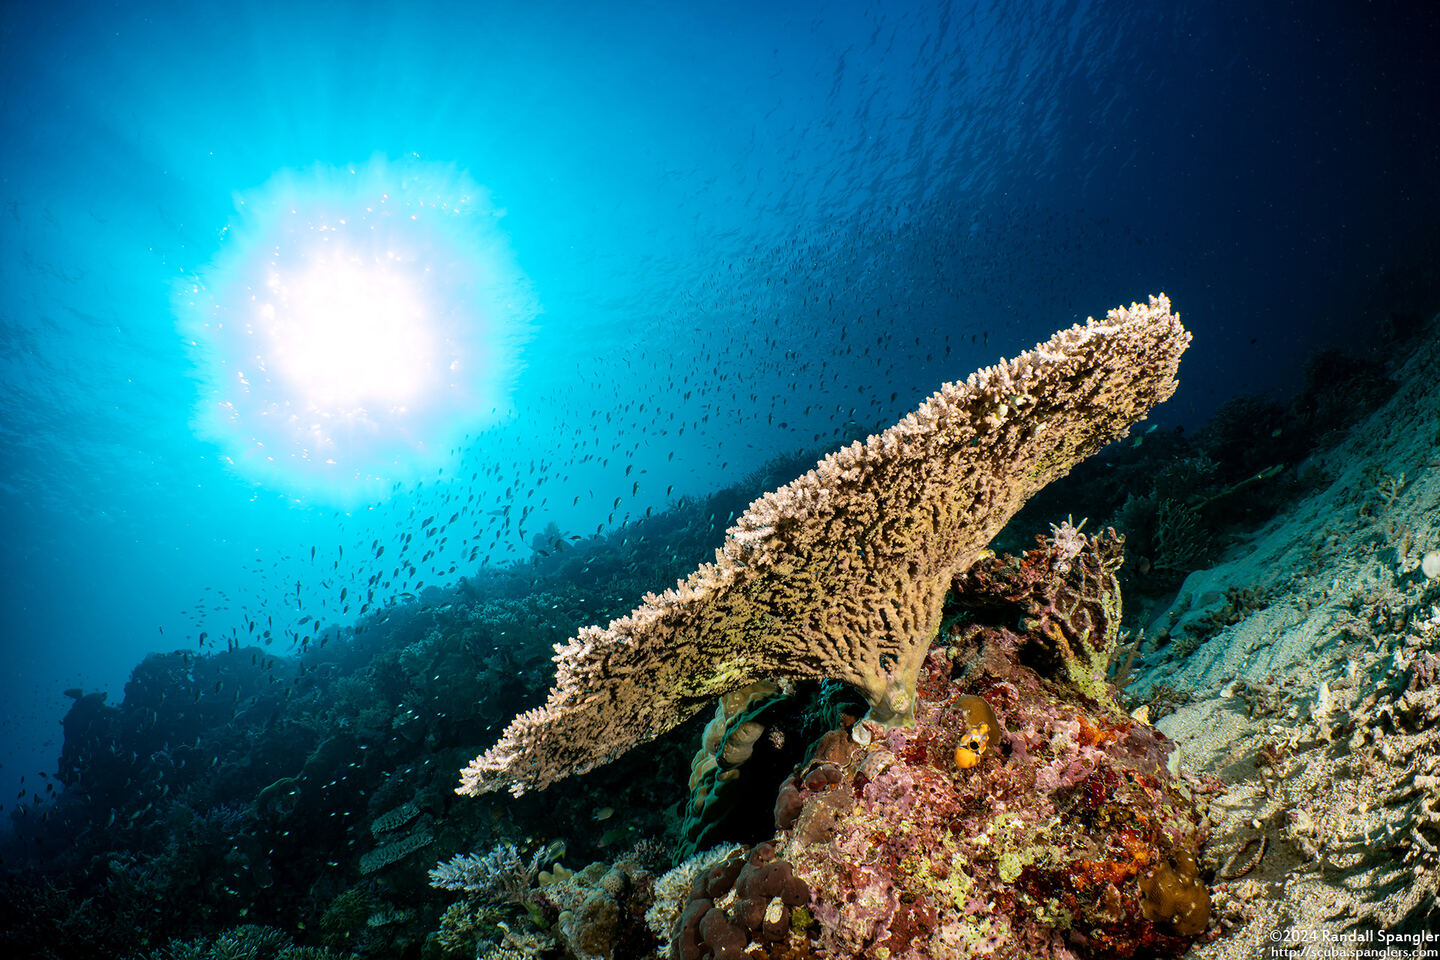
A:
1132,314,1440,955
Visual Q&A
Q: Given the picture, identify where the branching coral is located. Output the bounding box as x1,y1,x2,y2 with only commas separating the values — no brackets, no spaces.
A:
428,841,562,902
458,296,1190,797
951,527,1129,712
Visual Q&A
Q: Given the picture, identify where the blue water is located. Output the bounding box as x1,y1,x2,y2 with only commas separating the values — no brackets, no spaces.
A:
0,0,1435,821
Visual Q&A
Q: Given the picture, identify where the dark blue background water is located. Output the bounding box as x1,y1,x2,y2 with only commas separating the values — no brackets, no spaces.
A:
1,1,1435,813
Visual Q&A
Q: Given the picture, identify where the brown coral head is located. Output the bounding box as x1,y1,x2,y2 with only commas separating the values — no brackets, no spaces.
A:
674,844,811,960
1138,851,1210,937
773,778,805,831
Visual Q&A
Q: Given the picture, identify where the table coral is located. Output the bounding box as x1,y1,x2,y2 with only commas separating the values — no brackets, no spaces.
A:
458,296,1190,797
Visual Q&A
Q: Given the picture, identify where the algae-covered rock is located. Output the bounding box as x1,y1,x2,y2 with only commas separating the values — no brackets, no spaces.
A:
766,527,1211,959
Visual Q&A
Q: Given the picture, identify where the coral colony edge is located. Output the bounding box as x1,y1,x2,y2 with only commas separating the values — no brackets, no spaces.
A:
442,295,1208,957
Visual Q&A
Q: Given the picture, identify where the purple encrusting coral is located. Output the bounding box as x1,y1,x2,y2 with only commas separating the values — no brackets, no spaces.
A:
764,529,1212,959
